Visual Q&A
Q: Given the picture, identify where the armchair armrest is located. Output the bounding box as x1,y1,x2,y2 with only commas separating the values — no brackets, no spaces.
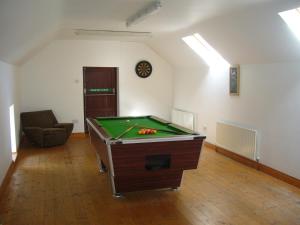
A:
43,128,66,135
54,123,73,137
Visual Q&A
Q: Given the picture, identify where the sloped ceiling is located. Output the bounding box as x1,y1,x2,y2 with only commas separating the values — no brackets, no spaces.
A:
0,0,299,66
147,0,300,67
0,0,63,64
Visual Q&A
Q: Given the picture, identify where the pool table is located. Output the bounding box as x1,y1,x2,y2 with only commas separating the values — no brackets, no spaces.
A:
87,116,206,197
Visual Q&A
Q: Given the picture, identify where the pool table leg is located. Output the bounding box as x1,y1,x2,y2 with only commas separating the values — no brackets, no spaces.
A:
96,154,106,173
99,160,107,173
113,193,123,198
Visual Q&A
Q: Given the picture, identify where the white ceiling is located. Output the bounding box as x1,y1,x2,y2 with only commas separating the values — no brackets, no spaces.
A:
0,0,299,65
62,0,273,33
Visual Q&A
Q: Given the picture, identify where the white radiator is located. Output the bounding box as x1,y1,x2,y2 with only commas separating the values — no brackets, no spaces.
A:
216,121,258,161
171,109,196,131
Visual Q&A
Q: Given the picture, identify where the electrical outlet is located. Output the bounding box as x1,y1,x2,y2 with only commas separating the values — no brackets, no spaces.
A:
72,119,78,124
203,125,207,131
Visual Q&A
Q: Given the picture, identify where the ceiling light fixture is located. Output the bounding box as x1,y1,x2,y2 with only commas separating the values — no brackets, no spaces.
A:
126,0,162,27
74,29,152,37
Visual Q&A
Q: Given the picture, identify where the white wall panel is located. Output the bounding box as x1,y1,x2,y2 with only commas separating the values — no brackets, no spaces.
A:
173,63,300,179
19,40,173,132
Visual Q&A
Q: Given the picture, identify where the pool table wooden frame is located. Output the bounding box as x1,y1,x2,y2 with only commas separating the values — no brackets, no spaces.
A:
87,116,206,197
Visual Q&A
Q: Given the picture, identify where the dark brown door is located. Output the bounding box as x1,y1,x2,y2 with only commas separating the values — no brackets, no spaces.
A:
83,67,118,132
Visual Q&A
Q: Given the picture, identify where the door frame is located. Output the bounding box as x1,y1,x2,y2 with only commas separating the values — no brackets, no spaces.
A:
83,66,119,133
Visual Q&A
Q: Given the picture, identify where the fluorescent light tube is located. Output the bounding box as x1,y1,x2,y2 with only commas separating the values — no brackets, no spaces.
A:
126,1,162,27
74,29,152,37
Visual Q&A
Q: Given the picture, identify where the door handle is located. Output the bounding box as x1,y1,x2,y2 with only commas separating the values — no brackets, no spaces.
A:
84,88,115,95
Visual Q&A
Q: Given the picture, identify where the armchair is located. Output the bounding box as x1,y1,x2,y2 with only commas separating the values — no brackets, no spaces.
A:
21,110,73,147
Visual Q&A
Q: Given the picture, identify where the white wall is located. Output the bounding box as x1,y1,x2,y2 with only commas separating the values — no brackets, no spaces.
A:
173,63,300,179
19,40,173,132
0,60,20,185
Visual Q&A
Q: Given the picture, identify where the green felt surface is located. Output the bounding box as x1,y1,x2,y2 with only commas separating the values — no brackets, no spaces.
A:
95,116,187,139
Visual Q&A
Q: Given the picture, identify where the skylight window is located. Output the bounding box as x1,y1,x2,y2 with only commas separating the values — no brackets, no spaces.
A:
182,33,230,68
279,7,300,41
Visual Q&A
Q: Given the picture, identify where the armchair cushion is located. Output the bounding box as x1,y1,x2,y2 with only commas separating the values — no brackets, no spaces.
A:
43,128,67,147
43,128,66,135
23,127,44,147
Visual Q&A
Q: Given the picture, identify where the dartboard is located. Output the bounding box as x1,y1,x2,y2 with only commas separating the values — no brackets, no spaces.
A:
135,60,152,78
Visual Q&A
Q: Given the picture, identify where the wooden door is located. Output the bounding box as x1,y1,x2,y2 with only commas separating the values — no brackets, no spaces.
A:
83,67,118,132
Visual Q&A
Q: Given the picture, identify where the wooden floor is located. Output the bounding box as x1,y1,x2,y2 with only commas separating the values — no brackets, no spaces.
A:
0,137,299,225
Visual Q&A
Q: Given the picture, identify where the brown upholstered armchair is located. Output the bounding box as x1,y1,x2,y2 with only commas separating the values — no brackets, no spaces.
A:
21,110,73,147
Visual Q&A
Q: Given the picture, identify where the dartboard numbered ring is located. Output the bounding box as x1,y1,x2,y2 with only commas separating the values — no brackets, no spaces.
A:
135,60,152,78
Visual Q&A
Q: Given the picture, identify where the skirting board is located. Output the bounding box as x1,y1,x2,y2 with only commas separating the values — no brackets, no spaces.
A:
0,160,16,200
204,141,300,188
71,132,88,138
